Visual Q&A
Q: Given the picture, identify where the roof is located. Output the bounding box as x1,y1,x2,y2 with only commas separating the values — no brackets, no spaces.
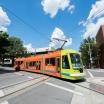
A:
44,51,61,58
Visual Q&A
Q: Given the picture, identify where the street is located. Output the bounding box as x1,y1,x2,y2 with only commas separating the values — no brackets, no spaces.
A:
0,0,104,104
0,67,104,104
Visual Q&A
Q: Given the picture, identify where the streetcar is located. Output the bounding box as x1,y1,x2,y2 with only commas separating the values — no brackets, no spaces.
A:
14,49,85,80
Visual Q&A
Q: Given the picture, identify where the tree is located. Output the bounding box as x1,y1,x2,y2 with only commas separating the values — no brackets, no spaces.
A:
0,32,28,66
6,36,27,58
79,37,99,69
0,32,10,58
2,36,27,66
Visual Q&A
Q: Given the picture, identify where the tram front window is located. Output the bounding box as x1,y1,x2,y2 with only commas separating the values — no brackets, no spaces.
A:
70,53,82,69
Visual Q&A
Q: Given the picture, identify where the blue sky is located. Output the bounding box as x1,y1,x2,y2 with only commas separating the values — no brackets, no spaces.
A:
0,0,102,52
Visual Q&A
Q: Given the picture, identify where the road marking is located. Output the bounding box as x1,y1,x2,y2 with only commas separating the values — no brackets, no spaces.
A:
28,76,35,80
0,90,4,97
0,101,9,104
87,70,94,78
45,82,83,96
15,72,23,76
90,69,104,72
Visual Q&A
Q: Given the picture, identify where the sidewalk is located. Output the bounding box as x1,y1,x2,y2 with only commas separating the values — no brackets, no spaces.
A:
87,77,104,95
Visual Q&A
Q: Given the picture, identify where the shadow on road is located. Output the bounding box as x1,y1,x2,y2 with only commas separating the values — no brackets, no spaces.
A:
45,74,86,83
0,67,15,74
59,78,86,83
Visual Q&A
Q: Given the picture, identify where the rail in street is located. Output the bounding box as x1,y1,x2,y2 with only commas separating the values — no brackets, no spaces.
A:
0,67,104,104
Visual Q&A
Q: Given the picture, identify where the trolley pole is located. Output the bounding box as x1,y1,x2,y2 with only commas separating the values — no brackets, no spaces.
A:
52,38,67,49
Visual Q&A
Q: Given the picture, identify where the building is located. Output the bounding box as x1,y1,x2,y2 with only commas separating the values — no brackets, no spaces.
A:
34,47,51,55
96,25,104,69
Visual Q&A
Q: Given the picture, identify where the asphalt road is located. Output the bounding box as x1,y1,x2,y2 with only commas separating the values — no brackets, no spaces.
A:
88,69,104,77
0,67,43,89
0,67,104,104
8,79,74,104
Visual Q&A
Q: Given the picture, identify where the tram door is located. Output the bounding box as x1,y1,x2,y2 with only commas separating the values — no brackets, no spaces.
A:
56,57,60,73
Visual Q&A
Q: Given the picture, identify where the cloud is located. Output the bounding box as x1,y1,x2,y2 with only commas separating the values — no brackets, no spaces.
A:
24,43,35,53
68,5,75,14
79,0,104,39
0,26,7,32
0,7,11,32
78,20,86,26
87,0,104,21
49,27,72,49
83,17,104,39
41,0,75,18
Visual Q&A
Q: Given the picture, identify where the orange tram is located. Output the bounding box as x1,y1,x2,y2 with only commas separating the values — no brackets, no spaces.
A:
14,49,85,80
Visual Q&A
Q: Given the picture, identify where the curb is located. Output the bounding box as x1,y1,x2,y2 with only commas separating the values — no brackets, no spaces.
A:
0,76,49,98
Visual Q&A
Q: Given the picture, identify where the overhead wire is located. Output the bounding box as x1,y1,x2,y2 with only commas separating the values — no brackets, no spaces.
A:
0,4,51,48
1,4,49,40
65,7,104,42
1,3,104,49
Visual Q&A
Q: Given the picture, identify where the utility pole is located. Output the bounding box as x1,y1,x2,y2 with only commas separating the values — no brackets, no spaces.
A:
86,42,93,69
88,43,93,69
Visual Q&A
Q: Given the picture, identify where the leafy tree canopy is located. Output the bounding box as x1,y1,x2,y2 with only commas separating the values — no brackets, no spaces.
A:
0,32,10,57
0,32,27,60
79,37,99,68
6,36,27,58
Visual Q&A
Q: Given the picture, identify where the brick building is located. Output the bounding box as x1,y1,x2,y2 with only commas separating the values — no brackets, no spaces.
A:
96,25,104,69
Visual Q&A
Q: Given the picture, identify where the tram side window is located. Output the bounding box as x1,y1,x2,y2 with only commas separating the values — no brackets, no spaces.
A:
50,58,55,66
17,61,23,65
45,59,49,66
29,61,38,68
21,61,23,64
18,61,21,65
62,55,70,69
33,62,36,66
29,62,33,66
36,61,41,70
45,58,55,66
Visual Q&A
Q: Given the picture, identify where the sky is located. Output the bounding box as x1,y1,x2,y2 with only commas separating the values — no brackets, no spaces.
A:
0,0,104,52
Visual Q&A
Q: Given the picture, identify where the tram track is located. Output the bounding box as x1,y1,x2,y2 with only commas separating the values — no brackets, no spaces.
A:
0,75,49,99
74,80,104,95
0,76,49,103
0,75,43,90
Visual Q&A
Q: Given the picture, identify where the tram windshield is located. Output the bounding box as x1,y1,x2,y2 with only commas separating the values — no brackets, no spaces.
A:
70,53,82,69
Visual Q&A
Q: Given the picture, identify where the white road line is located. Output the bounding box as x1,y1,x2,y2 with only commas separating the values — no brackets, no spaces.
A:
87,70,94,78
28,76,34,79
0,90,4,97
90,70,104,72
45,82,83,96
0,101,9,104
15,73,23,76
